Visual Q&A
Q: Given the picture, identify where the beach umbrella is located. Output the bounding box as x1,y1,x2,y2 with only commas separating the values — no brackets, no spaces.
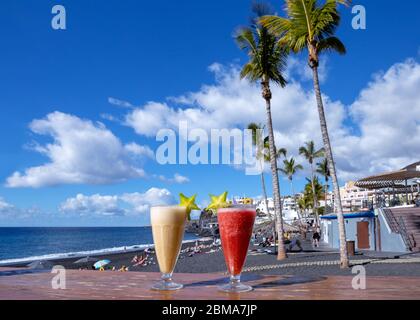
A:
27,260,54,270
93,259,111,270
73,256,98,264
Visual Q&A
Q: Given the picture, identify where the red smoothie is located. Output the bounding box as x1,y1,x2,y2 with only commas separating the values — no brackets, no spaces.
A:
217,207,256,276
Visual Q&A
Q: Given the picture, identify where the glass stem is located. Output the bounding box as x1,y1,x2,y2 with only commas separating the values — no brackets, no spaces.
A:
230,274,241,287
161,273,173,283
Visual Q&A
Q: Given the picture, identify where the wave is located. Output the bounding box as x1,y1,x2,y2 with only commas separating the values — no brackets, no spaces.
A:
0,238,209,267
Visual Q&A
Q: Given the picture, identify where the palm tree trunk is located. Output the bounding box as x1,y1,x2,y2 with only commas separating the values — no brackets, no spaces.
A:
262,80,287,260
324,177,329,214
310,162,319,226
259,160,271,220
260,161,277,241
312,66,349,268
291,179,305,237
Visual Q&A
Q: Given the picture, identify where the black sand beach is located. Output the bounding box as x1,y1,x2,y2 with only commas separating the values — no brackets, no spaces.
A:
8,236,420,277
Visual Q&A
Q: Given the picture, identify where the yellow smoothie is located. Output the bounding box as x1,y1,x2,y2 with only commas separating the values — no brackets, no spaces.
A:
151,206,187,274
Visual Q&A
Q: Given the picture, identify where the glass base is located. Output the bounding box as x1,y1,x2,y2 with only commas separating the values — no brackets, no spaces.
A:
218,275,253,293
151,273,183,291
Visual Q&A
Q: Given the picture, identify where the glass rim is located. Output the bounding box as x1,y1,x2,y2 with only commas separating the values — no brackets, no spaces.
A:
151,205,186,209
217,205,256,211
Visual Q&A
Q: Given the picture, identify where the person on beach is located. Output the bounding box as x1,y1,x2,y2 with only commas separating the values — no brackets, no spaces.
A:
260,238,265,247
288,234,303,252
133,254,147,267
312,227,321,248
259,237,271,247
119,265,128,272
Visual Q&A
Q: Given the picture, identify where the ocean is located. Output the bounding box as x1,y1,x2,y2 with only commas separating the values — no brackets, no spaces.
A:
0,227,200,266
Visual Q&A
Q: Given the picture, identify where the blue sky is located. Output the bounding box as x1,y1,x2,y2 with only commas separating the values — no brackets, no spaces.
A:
0,0,419,226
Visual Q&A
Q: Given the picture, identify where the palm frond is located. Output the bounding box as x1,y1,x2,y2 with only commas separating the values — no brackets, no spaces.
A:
235,27,258,55
247,122,261,146
316,158,330,179
313,147,325,158
277,147,288,158
259,15,291,38
317,36,346,54
235,7,289,87
261,0,348,61
281,157,303,178
299,141,324,163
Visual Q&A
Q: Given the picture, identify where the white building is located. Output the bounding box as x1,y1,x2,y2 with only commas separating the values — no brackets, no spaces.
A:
256,196,300,222
327,181,375,212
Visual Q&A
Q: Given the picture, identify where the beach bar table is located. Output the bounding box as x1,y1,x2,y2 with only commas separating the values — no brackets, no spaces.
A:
1,268,420,300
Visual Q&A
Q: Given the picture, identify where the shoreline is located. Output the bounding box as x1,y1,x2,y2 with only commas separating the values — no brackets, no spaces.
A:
0,237,212,267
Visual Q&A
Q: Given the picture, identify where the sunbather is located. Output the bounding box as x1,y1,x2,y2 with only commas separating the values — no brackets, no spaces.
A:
133,254,147,267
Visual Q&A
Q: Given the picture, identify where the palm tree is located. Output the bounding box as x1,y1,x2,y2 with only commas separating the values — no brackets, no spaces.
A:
298,196,311,218
262,136,287,165
299,141,324,224
279,157,305,234
236,3,288,260
261,0,350,268
263,140,287,248
248,123,271,220
317,158,331,213
304,177,324,206
303,177,325,222
248,123,288,254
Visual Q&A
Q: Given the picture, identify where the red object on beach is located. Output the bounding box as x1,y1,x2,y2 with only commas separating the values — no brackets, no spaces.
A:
218,207,256,276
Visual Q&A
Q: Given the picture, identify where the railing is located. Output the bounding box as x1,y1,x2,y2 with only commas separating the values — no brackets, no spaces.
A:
382,208,399,233
381,208,416,251
397,216,417,250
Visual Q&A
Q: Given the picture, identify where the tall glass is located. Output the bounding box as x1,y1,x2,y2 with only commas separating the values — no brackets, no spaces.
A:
217,206,256,293
150,206,187,291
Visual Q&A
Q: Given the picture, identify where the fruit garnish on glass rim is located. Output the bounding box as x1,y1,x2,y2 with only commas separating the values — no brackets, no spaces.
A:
206,191,230,212
179,193,200,221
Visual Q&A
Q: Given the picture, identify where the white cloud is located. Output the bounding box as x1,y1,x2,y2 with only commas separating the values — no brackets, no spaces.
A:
341,58,420,179
122,62,344,174
173,173,190,184
8,57,419,190
59,194,124,216
0,198,43,220
0,198,14,215
122,58,420,181
108,97,135,109
120,188,175,215
100,113,119,122
125,142,154,159
156,173,190,184
6,112,149,188
124,102,176,137
60,188,175,216
286,56,328,83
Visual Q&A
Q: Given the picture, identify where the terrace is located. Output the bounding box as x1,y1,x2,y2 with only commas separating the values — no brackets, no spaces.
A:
355,161,420,208
1,268,420,300
334,161,420,253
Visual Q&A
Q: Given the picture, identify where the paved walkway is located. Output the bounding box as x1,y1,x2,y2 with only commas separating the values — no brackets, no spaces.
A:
1,268,420,300
243,256,420,273
241,233,420,277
